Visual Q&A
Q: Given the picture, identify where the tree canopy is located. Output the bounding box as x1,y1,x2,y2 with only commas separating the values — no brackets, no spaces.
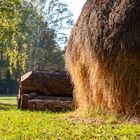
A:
0,0,73,78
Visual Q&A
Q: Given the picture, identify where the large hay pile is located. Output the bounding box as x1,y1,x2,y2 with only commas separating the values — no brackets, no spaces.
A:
65,0,140,115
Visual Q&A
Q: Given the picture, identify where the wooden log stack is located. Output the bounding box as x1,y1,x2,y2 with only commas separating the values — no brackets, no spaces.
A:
17,71,73,111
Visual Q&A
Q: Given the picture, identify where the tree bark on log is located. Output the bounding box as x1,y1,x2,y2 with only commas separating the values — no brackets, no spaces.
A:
17,71,73,111
18,71,73,97
20,94,29,110
28,99,73,111
19,93,73,111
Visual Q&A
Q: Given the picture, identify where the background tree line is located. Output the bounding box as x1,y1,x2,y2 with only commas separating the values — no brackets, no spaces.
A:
0,0,73,79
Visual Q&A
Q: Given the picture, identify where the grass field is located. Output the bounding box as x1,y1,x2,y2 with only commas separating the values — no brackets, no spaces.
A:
0,96,16,105
0,97,140,139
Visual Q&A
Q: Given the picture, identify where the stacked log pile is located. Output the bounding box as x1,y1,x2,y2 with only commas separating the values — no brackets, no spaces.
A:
17,71,73,111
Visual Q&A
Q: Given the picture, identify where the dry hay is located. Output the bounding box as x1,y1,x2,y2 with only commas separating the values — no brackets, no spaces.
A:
65,0,140,115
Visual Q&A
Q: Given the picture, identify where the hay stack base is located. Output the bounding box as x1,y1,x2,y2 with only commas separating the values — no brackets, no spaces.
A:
65,0,140,115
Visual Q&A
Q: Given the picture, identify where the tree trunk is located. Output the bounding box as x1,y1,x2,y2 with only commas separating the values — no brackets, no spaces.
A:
65,0,140,115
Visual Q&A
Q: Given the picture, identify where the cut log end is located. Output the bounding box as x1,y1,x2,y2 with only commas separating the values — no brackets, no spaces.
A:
20,94,29,110
21,71,32,82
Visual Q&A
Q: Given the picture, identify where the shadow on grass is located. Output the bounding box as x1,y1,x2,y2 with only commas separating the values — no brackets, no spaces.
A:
0,103,17,110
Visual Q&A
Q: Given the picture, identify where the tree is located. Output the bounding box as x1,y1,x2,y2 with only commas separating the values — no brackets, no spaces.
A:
45,0,73,46
0,0,27,76
0,0,73,78
65,0,140,115
21,0,73,72
0,0,22,45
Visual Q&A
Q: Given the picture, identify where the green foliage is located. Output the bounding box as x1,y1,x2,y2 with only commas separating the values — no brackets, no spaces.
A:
21,0,73,73
0,0,28,73
0,0,73,76
46,0,73,45
0,0,22,44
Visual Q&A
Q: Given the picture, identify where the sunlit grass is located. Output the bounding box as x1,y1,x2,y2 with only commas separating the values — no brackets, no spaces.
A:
0,96,16,105
0,97,140,139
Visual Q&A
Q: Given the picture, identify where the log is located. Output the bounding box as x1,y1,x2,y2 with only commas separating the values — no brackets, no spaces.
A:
20,94,29,110
28,99,73,111
19,93,73,111
17,71,73,110
18,71,73,97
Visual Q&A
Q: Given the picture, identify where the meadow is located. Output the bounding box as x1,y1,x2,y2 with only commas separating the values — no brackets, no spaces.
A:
0,97,140,140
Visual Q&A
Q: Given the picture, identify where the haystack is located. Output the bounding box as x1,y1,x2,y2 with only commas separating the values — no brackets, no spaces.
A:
65,0,140,115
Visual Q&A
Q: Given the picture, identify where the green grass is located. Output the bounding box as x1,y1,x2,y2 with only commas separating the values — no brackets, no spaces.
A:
0,96,16,105
0,97,140,140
